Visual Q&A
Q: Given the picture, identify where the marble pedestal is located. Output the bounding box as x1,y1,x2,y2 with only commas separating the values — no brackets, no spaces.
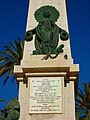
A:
14,54,79,120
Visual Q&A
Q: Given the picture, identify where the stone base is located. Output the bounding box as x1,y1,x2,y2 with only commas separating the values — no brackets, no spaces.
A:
18,80,75,120
14,55,79,120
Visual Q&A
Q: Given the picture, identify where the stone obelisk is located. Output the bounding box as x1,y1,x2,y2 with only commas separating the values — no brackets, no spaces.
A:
14,0,79,120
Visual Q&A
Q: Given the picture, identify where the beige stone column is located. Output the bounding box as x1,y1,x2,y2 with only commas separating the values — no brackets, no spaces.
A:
14,0,79,120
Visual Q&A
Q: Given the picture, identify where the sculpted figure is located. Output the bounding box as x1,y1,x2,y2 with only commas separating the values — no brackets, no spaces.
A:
24,6,69,59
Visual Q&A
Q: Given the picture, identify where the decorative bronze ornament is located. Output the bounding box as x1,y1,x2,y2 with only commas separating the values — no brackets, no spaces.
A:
24,5,69,59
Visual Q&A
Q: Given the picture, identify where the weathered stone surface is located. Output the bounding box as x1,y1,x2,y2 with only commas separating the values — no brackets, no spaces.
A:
14,0,79,120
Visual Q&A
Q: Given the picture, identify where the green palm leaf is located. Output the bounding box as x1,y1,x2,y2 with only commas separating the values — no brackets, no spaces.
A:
9,41,19,53
0,67,10,77
0,98,20,119
78,88,85,100
0,56,7,63
14,38,24,59
0,62,12,71
83,83,89,94
0,52,16,60
76,83,90,119
3,46,19,58
3,76,9,85
12,76,15,83
0,56,12,62
0,38,24,85
8,69,13,76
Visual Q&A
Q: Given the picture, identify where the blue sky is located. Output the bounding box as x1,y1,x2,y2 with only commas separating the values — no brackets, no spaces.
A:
0,0,90,109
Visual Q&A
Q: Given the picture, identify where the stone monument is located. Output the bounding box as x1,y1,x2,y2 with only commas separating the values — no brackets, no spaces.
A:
14,0,79,120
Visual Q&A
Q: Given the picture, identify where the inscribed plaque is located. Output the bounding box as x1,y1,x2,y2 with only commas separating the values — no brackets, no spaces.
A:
29,77,63,114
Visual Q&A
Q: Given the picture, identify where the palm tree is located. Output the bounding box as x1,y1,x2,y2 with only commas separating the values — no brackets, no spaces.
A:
0,38,24,85
75,83,90,120
0,98,20,120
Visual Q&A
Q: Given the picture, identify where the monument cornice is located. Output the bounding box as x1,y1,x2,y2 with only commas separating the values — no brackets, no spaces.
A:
14,55,79,96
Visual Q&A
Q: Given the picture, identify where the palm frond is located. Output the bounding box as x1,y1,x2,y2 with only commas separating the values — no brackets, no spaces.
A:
0,52,16,63
0,56,6,63
0,38,24,85
0,56,14,64
0,52,6,54
76,83,90,119
83,83,89,93
0,66,11,77
78,88,84,96
12,76,15,83
14,39,23,58
8,69,13,77
9,41,19,53
21,40,24,49
3,76,9,85
5,52,18,60
76,97,84,104
3,45,19,58
14,38,21,52
0,61,12,69
1,98,20,119
78,90,85,101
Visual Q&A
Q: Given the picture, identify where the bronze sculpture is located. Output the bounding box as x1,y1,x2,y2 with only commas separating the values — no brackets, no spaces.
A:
24,5,69,59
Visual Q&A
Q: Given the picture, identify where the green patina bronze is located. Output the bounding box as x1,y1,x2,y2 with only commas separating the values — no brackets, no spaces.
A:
24,5,69,59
